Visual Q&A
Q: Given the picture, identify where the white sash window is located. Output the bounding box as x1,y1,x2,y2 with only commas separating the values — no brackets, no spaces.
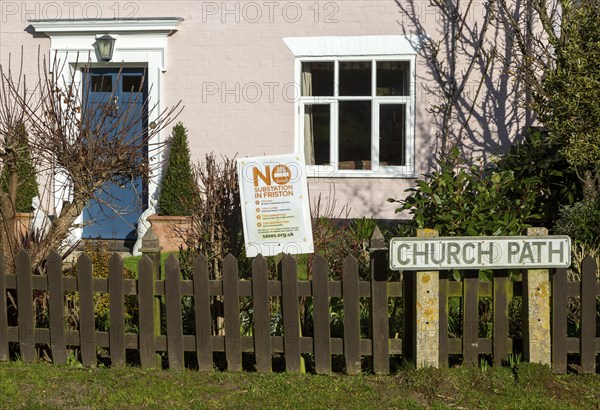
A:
285,36,418,178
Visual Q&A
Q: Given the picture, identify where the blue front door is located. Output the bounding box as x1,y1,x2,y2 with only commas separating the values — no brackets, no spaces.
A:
82,68,148,240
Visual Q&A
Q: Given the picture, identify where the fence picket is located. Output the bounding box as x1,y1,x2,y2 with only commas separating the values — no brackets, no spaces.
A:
342,255,361,375
165,254,184,370
313,255,331,374
108,253,126,367
77,253,96,367
193,254,212,371
224,254,242,371
493,269,510,367
138,256,156,368
371,247,389,374
0,251,7,361
402,271,415,364
552,268,568,374
252,255,271,373
16,250,35,362
281,254,301,372
47,251,66,364
438,270,449,367
581,256,596,374
463,270,479,366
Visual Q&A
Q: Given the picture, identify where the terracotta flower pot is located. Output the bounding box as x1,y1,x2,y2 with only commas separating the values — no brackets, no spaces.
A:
147,215,191,252
15,212,32,238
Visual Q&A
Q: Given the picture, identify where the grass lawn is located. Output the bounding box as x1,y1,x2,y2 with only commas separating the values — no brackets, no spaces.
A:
123,252,178,275
1,361,600,409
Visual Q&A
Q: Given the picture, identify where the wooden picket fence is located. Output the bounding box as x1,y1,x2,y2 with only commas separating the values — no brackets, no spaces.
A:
435,256,600,374
437,269,522,367
0,248,598,374
0,249,401,374
552,256,600,374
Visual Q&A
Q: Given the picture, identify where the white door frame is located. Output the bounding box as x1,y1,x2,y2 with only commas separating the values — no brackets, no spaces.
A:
30,18,183,241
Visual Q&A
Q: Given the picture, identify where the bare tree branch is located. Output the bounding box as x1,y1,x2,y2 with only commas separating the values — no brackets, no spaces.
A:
0,50,183,271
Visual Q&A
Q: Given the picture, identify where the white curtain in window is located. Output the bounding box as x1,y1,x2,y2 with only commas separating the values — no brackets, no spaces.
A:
302,71,315,165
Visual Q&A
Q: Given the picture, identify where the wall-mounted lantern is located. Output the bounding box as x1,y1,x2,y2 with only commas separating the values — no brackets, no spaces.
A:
95,34,116,62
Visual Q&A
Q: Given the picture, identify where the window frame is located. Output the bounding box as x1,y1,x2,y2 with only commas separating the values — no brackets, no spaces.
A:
295,55,417,178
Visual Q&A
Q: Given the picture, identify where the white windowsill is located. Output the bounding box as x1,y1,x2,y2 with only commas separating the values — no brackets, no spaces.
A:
306,167,417,179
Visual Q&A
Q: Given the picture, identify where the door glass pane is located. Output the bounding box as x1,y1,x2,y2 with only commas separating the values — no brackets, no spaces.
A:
339,61,372,96
377,61,410,96
122,75,144,93
339,101,371,170
379,104,406,166
304,104,330,165
91,75,112,92
301,62,334,96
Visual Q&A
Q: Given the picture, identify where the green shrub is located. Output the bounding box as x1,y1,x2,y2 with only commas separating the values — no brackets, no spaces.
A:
493,128,581,227
65,242,138,333
157,122,197,216
0,122,39,212
390,149,540,236
554,200,600,247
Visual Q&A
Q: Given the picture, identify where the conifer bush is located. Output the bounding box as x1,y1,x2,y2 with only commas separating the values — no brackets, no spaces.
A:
0,122,38,212
157,122,197,216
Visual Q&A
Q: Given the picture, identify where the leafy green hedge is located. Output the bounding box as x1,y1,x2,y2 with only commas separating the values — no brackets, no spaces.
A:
390,149,540,236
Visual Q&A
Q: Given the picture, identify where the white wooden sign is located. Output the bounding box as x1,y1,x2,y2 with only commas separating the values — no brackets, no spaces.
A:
389,236,571,270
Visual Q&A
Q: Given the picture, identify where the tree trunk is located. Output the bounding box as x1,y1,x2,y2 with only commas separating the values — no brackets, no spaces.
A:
29,200,84,273
581,169,598,202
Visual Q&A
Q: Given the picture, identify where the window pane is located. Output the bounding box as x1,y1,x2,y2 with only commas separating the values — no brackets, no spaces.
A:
301,62,334,96
377,61,410,96
339,101,371,170
91,75,112,92
339,61,372,96
122,75,144,93
304,105,331,165
379,104,406,166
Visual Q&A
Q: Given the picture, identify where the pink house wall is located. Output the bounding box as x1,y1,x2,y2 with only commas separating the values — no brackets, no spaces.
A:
0,1,522,220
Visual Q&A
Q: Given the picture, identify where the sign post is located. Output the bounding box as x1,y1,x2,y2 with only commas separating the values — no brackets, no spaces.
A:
414,229,440,369
237,154,314,257
523,227,552,366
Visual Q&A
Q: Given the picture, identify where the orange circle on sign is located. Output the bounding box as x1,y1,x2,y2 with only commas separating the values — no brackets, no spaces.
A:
272,165,291,185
